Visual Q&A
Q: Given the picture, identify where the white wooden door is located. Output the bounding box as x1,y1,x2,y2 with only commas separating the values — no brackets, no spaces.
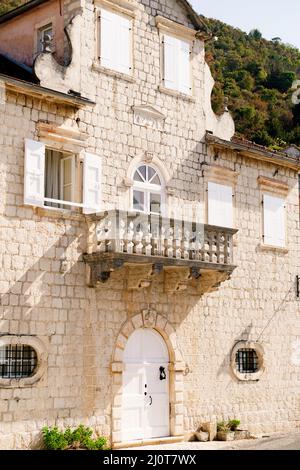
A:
122,328,169,442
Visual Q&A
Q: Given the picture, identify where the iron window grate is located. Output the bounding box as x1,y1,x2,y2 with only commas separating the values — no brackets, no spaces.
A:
0,345,37,379
235,348,258,374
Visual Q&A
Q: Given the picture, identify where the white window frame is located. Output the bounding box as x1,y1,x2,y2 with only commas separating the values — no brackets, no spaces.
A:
98,7,133,76
132,164,165,216
44,148,81,209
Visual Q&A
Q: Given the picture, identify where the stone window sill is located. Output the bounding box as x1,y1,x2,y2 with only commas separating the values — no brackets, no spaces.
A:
36,206,85,221
158,85,195,102
258,243,288,254
92,62,135,83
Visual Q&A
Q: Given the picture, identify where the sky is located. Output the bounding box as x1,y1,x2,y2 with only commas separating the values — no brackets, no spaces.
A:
190,0,300,50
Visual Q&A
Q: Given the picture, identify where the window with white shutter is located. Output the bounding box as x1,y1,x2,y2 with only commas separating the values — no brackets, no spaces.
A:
24,140,102,213
163,34,191,94
208,182,233,228
99,9,132,75
263,194,286,247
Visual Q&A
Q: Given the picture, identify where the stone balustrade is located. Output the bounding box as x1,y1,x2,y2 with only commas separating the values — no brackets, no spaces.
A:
86,210,237,266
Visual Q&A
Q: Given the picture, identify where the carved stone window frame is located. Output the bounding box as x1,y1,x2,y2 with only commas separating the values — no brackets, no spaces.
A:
0,336,48,388
231,341,265,382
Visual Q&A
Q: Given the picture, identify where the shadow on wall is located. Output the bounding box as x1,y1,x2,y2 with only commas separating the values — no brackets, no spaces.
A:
0,217,100,427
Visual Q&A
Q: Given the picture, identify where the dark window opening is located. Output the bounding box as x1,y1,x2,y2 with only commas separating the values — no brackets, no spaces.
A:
0,345,37,379
235,348,258,374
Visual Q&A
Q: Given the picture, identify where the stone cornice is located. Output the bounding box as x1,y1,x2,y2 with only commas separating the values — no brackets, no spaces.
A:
203,164,239,186
257,176,289,196
95,0,138,17
155,15,198,40
37,121,89,148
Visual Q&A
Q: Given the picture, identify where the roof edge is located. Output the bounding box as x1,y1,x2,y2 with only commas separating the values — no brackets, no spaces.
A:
206,132,300,171
0,72,95,107
0,0,49,25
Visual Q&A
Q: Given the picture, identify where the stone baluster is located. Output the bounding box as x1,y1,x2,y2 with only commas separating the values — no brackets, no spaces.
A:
158,226,166,256
118,218,126,253
145,223,152,256
183,229,190,260
126,221,134,254
166,227,174,258
175,227,182,259
135,227,144,255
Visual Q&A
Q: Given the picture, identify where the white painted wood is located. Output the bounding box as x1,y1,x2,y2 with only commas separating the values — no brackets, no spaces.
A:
122,328,169,442
163,34,177,90
24,139,45,207
100,8,132,74
178,38,191,95
263,194,285,247
208,181,233,228
83,152,102,214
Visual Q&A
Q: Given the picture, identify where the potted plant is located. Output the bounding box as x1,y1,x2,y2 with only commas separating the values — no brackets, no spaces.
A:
216,421,235,441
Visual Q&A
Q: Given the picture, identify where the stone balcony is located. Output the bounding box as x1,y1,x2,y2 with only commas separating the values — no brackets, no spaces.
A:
84,211,237,294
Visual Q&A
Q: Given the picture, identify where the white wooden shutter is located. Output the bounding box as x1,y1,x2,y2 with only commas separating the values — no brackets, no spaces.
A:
208,182,233,228
163,34,177,90
117,15,131,74
100,9,115,70
263,194,285,247
83,153,102,214
178,38,191,94
24,139,45,207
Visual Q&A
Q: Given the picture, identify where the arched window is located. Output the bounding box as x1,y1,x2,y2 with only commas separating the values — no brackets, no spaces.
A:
132,164,163,214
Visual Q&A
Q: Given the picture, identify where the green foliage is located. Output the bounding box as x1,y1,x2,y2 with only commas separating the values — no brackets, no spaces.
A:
228,419,240,431
217,419,240,432
0,1,30,15
204,16,300,146
42,427,68,450
42,425,107,451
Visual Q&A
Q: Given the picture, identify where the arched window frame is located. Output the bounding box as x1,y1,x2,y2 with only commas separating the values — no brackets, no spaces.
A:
131,164,166,215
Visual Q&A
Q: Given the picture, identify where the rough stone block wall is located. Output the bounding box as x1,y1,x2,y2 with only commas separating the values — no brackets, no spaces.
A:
0,0,300,449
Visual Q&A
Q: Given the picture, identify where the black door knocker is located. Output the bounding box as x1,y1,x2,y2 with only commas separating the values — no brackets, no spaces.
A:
159,366,166,380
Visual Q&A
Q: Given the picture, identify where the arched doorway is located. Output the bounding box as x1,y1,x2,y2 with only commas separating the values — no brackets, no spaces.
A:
122,328,169,442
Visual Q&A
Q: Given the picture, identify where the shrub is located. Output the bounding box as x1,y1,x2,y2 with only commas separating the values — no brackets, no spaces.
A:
228,419,240,431
42,425,107,450
217,419,241,433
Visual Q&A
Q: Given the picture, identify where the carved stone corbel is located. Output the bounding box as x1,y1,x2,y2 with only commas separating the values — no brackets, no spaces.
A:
190,270,231,295
126,264,154,290
164,267,191,293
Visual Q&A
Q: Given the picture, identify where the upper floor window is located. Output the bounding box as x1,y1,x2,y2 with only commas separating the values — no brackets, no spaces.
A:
207,182,234,228
162,34,191,95
263,193,286,247
99,8,132,75
38,23,53,53
0,344,37,379
132,165,163,215
24,139,102,214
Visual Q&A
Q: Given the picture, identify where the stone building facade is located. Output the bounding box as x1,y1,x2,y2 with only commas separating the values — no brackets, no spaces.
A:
0,0,300,449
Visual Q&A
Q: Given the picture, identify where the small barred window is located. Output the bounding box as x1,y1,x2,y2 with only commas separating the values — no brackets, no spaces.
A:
235,348,258,374
0,345,37,379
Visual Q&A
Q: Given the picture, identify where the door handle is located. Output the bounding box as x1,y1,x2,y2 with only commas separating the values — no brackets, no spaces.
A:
149,395,152,406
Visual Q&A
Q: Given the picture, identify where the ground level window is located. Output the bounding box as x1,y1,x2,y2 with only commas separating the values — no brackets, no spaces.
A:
231,341,264,381
235,348,258,374
0,344,37,379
